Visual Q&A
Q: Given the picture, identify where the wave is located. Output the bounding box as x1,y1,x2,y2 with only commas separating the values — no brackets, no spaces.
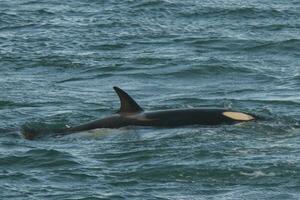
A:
250,23,300,31
184,37,300,53
88,43,128,51
31,55,82,68
0,100,14,107
163,64,255,77
179,6,290,19
131,0,179,9
56,77,92,84
132,56,173,65
0,100,40,109
78,64,255,78
115,162,296,184
0,100,66,109
243,39,300,52
293,74,300,80
0,149,79,168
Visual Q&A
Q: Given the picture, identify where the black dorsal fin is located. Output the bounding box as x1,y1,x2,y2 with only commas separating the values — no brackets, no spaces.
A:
113,86,143,114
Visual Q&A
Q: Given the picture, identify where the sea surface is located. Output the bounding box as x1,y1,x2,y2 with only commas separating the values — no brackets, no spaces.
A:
0,0,300,199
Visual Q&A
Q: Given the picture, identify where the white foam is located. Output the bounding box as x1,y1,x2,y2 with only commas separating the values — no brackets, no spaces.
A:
240,170,275,177
63,128,125,139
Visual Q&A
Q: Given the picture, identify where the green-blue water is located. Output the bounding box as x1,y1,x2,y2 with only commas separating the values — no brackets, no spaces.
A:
1,0,300,199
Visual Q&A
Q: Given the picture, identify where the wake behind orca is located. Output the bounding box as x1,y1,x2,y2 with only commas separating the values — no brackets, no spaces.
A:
22,87,256,140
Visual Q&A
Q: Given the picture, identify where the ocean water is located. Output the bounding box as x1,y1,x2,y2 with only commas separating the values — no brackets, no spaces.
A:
0,0,300,199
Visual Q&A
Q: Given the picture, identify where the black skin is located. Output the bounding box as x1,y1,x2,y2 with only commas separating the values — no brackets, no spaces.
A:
59,108,251,135
22,87,255,140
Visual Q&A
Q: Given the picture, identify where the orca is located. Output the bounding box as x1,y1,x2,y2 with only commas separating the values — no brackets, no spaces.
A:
22,87,255,139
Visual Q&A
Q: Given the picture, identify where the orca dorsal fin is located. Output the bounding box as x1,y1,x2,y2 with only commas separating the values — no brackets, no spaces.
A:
113,86,143,114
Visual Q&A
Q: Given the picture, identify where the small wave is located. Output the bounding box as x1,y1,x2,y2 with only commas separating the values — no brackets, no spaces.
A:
56,77,89,84
250,24,298,31
240,170,276,178
179,6,285,19
243,39,300,52
89,43,128,51
163,64,255,77
0,149,79,168
25,149,74,158
0,23,37,31
122,164,254,182
80,66,160,77
187,37,300,54
132,56,173,65
35,9,55,15
21,1,45,5
132,0,176,8
95,148,161,163
75,195,125,200
0,100,14,107
0,171,30,179
245,99,300,106
53,170,99,180
173,36,223,44
0,100,40,109
293,74,300,80
32,56,82,68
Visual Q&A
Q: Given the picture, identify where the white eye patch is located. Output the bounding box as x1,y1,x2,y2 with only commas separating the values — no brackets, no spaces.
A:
222,112,254,121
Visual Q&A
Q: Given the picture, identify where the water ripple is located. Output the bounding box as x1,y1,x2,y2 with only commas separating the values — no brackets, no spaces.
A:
1,0,300,199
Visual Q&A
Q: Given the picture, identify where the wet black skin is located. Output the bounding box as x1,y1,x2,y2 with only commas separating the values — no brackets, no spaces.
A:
60,108,246,135
22,87,255,139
